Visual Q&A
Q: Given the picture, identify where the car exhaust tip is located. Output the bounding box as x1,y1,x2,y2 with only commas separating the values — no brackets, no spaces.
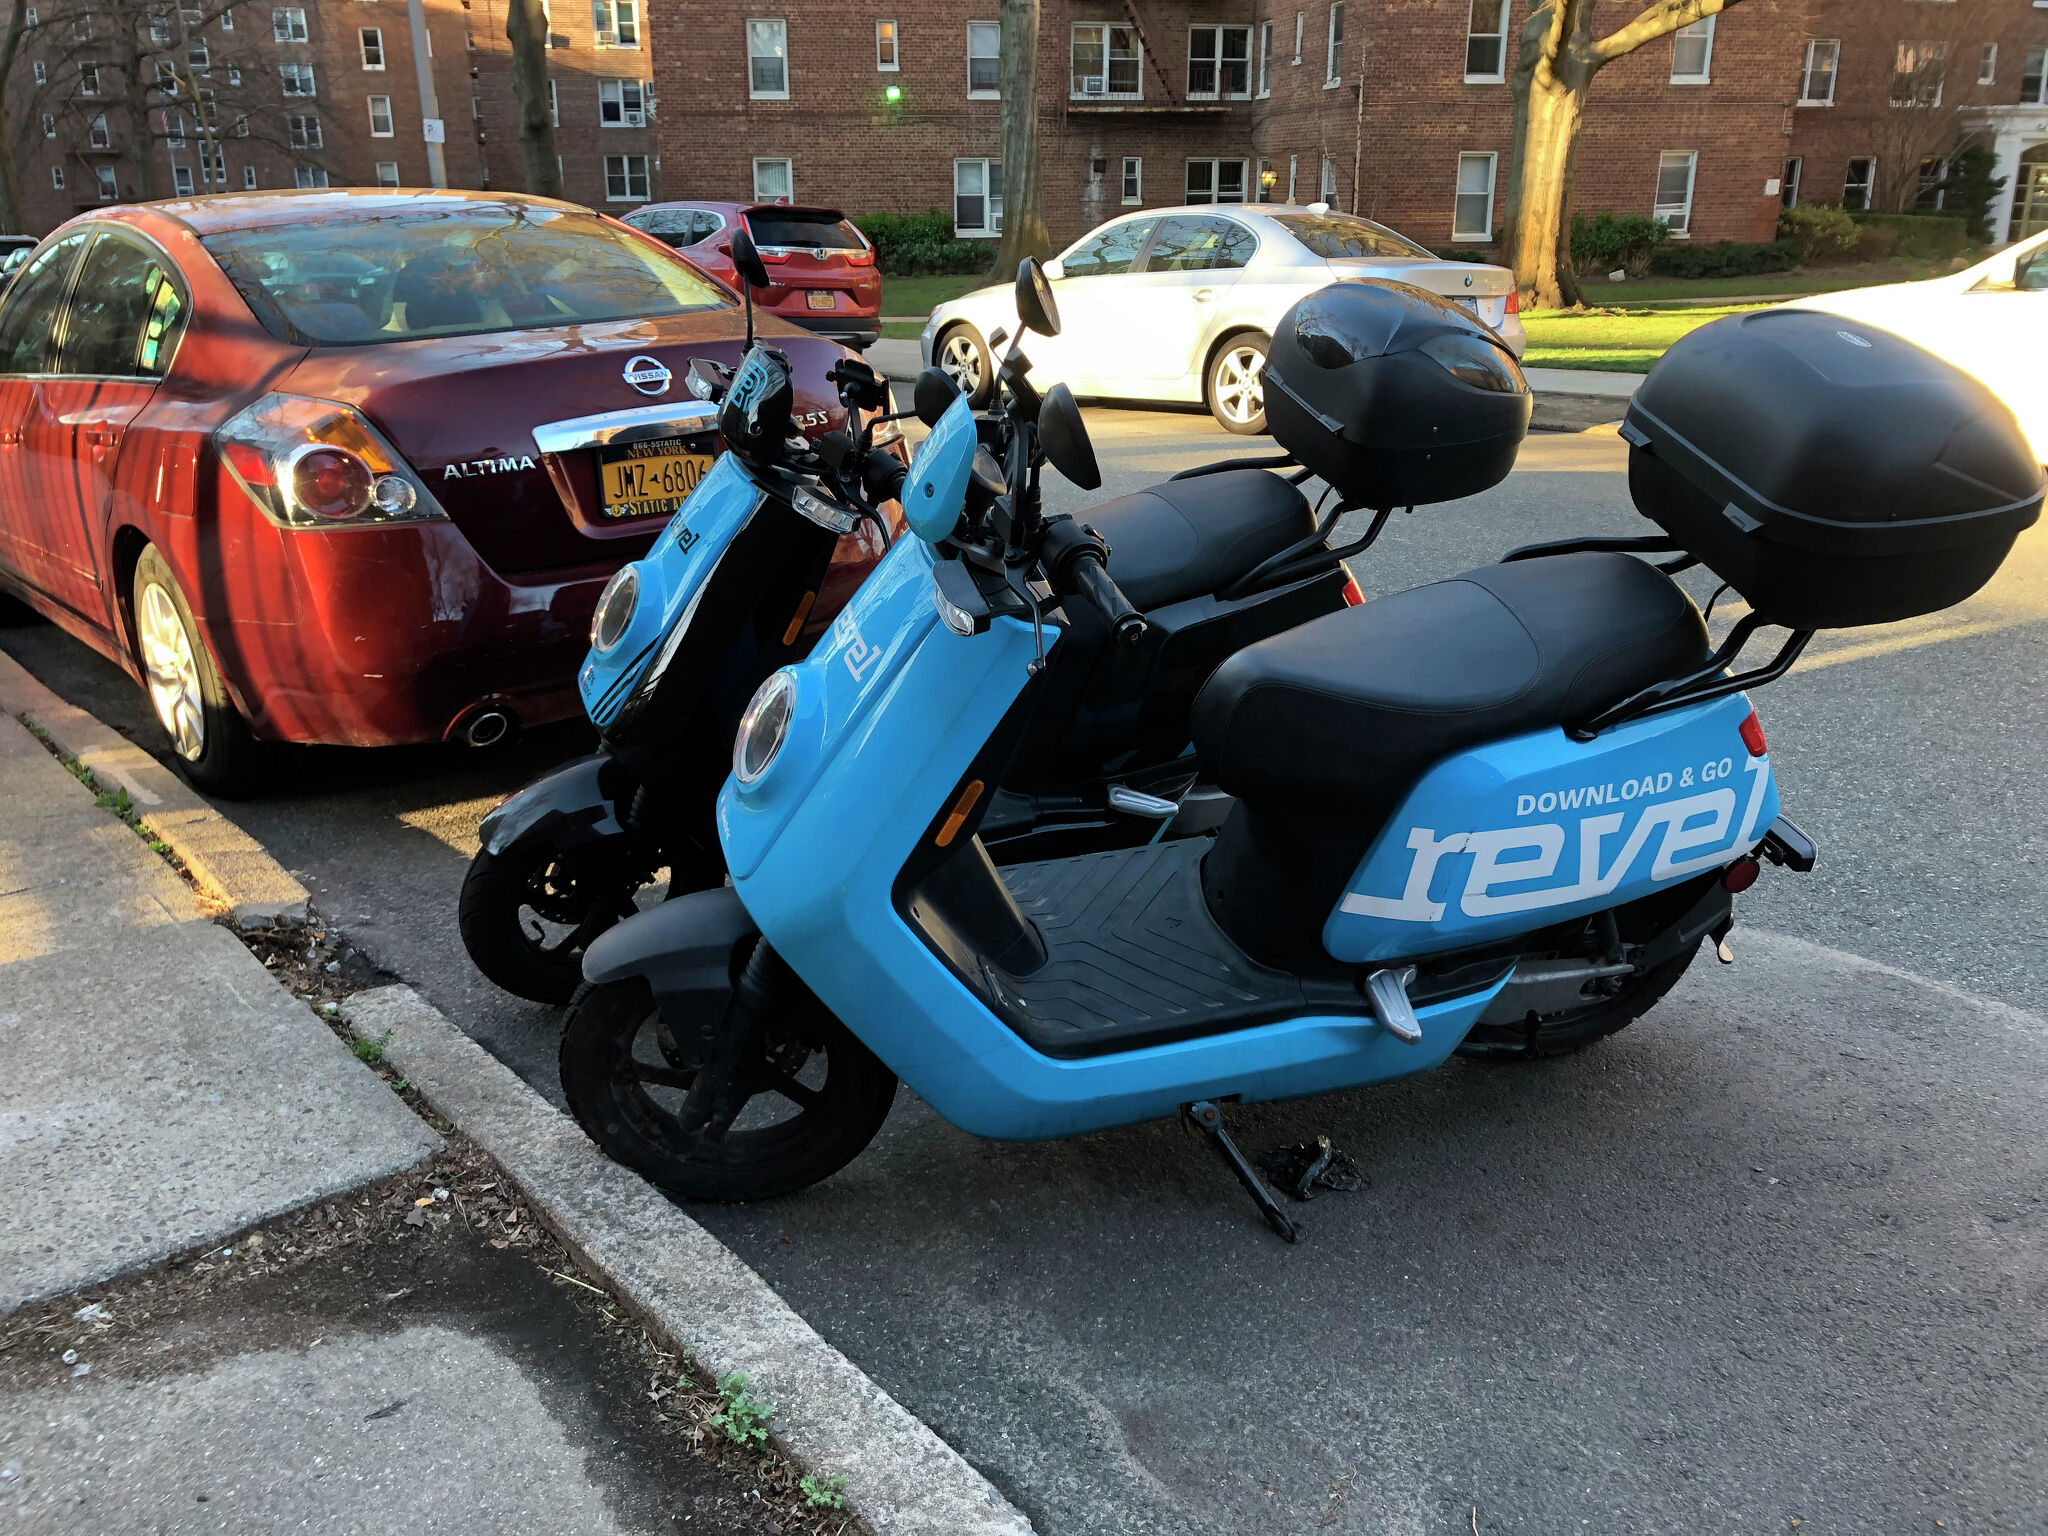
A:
463,710,510,748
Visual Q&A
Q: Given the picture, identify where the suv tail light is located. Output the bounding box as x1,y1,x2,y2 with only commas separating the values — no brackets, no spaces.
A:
216,394,448,530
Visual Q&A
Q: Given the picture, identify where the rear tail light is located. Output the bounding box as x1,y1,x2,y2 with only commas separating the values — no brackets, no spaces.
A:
845,248,875,267
1340,574,1366,607
1504,289,1520,316
1739,708,1767,757
216,394,447,530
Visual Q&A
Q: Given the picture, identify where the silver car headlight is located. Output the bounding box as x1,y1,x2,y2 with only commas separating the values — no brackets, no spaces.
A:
590,565,640,654
733,670,796,785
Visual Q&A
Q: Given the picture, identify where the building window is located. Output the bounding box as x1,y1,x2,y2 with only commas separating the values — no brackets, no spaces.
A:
1893,42,1946,108
243,165,256,188
1841,157,1875,210
594,0,637,47
547,78,558,125
1188,25,1251,100
748,17,787,98
376,160,399,186
1453,151,1495,240
51,166,65,190
87,112,110,148
40,114,54,138
876,19,897,71
234,113,248,136
1798,39,1838,104
272,6,305,41
1670,14,1713,84
80,62,100,94
1979,43,1997,85
1781,156,1801,208
281,61,315,95
1121,155,1141,204
188,39,209,72
96,165,117,199
1325,2,1343,86
753,155,792,201
605,153,650,200
2025,47,2048,104
1320,151,1337,200
199,141,223,182
227,64,241,84
1186,157,1248,204
71,10,89,39
1072,22,1140,100
967,21,999,97
361,26,383,68
367,94,392,135
156,60,179,92
599,78,645,125
1257,20,1273,96
954,156,1002,235
33,60,46,83
288,112,320,146
1652,149,1697,235
219,6,230,27
1916,156,1947,210
1466,0,1508,82
173,164,195,195
166,110,187,146
294,165,329,188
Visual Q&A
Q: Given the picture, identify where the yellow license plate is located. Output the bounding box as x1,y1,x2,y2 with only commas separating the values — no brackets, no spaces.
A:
806,290,837,310
598,446,713,518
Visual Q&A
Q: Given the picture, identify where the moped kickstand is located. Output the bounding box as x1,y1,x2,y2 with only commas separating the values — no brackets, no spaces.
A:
1183,1100,1300,1244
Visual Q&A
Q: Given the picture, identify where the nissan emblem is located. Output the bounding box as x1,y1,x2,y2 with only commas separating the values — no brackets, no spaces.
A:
623,355,673,396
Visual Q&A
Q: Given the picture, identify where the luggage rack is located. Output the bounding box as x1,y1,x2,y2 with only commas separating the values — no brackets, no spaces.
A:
1498,532,1815,739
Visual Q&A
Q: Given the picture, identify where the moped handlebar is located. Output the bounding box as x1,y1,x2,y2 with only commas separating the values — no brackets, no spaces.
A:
1040,516,1147,648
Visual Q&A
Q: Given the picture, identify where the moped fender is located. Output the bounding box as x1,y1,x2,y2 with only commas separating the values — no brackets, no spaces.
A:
581,883,756,1024
478,754,623,858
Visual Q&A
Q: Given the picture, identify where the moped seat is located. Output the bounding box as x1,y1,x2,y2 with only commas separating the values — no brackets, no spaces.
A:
1088,469,1318,611
1191,552,1709,813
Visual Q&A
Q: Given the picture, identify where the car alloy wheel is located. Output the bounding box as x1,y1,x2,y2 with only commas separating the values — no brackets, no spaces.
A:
138,579,206,760
939,330,985,399
1210,340,1268,434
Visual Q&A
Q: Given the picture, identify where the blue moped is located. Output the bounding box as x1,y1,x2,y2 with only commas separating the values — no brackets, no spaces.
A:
564,267,2041,1236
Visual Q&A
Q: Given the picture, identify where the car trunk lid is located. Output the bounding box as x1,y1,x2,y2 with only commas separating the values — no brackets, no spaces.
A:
1329,259,1513,331
741,205,878,313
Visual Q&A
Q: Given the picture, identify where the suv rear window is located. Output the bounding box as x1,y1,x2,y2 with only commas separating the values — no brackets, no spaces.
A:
744,212,864,250
202,203,735,346
1271,212,1434,260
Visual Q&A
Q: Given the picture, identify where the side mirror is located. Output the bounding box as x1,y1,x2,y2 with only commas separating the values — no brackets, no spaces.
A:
1015,257,1061,338
2018,250,2048,293
1037,383,1099,491
913,366,961,428
729,227,771,291
1043,257,1065,281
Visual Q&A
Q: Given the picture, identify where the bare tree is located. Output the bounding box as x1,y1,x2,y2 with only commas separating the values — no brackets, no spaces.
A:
1502,0,1744,310
1854,0,2006,213
504,0,559,197
989,0,1051,279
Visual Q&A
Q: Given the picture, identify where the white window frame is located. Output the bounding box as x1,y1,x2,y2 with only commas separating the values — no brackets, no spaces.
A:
367,93,393,136
360,26,384,69
51,166,65,190
1257,20,1273,96
243,165,257,189
86,111,110,148
1185,156,1249,204
198,140,223,182
1781,155,1801,207
1187,24,1252,101
1465,0,1508,84
280,61,316,96
599,77,645,126
954,155,1002,236
1121,155,1142,205
876,19,897,71
593,0,638,47
33,60,46,83
1287,152,1297,201
1979,43,1997,85
234,112,248,136
287,112,320,146
1292,10,1302,64
1842,157,1876,211
605,152,650,201
173,163,195,196
2024,47,2048,104
375,160,400,186
40,113,54,139
1319,151,1337,200
1893,41,1946,108
1453,150,1496,240
293,165,329,189
1798,39,1838,105
747,17,788,99
1669,13,1713,85
752,154,792,202
188,39,209,72
80,62,100,94
227,64,240,84
1652,149,1698,236
166,110,187,146
548,78,558,126
1071,21,1141,101
1325,1,1343,87
967,20,999,99
95,165,117,200
218,6,230,28
272,6,305,42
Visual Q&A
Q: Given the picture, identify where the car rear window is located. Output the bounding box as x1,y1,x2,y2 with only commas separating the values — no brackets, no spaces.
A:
201,203,735,347
744,212,864,251
1271,212,1435,261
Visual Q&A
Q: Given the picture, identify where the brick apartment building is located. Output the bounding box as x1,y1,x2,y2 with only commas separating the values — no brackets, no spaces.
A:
651,1,2048,256
8,0,664,234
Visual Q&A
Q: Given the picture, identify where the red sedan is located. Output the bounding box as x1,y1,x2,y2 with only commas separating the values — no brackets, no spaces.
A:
621,202,882,351
0,189,878,795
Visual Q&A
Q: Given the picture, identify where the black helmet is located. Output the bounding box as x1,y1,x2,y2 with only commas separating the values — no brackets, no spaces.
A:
719,344,796,463
1263,281,1532,509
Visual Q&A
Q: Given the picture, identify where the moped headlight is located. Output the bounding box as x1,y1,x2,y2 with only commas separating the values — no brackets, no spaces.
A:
590,565,641,654
733,670,796,785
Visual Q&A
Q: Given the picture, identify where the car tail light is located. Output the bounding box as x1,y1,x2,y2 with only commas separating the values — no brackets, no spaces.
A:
216,393,448,530
1739,707,1767,757
845,247,875,267
1504,289,1520,315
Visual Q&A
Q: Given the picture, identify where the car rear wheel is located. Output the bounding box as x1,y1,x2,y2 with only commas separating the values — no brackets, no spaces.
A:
936,325,993,407
131,545,262,798
1206,334,1270,435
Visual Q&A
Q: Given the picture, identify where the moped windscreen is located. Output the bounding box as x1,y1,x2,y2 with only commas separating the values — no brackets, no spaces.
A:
902,391,979,545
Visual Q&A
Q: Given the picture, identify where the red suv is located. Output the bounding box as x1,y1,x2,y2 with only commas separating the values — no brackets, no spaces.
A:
623,202,881,351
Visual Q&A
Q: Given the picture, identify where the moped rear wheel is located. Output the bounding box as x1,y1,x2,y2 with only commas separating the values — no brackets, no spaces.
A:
559,977,897,1201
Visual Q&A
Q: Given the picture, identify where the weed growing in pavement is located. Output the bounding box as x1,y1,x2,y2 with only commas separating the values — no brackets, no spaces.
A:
711,1371,776,1450
17,717,185,866
801,1473,849,1510
352,1028,394,1065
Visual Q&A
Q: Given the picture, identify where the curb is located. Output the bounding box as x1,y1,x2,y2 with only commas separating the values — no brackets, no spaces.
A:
0,648,310,928
341,983,1037,1536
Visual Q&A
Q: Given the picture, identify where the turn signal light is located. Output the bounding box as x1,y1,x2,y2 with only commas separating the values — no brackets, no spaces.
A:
1739,708,1767,757
217,394,447,531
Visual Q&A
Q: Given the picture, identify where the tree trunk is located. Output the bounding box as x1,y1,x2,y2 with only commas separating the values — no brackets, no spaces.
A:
505,0,560,198
988,0,1050,280
1503,65,1587,311
0,0,25,232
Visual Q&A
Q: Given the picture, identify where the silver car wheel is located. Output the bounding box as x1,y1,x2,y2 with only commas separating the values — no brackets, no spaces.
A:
138,580,205,761
939,331,984,397
1213,344,1266,427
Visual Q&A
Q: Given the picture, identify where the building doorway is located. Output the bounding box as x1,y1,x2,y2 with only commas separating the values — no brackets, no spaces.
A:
2015,143,2048,239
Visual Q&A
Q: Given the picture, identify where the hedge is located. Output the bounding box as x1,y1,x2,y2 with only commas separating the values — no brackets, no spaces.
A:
851,209,992,276
1647,238,1800,280
1846,211,1972,262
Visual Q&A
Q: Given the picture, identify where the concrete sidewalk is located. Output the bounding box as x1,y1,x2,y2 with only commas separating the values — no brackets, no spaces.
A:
0,714,437,1312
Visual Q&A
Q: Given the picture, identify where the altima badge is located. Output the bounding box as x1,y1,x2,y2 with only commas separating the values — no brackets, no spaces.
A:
623,355,672,396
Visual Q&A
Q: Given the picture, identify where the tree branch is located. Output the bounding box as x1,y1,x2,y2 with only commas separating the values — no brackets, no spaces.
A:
1589,0,1741,68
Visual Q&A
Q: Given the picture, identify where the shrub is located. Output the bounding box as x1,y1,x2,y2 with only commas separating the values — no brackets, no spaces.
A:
1648,239,1799,280
853,209,991,276
1777,203,1859,263
1846,211,1972,262
1938,142,2005,244
1571,212,1670,278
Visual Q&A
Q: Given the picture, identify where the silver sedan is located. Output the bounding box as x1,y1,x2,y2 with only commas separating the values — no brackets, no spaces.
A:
921,202,1526,434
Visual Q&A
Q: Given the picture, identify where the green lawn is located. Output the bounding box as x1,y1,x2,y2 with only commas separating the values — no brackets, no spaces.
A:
1521,303,1772,373
878,272,995,319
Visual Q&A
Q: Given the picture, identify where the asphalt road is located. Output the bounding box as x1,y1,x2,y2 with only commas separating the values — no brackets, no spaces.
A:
6,408,2046,1535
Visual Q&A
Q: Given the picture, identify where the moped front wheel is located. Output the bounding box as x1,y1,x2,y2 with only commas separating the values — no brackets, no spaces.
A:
559,977,897,1201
